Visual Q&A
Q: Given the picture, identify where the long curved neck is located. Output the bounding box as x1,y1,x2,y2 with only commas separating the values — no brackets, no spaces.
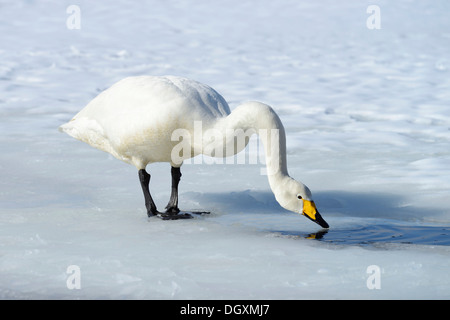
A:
214,101,291,190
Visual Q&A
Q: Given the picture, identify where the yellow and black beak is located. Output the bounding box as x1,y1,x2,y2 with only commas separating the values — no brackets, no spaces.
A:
302,200,329,229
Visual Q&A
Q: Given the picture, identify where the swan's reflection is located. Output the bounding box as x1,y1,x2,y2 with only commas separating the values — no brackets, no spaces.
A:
273,225,449,246
304,225,450,246
305,229,329,240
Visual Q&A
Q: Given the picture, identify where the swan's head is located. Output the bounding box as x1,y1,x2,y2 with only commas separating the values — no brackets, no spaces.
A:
275,177,329,229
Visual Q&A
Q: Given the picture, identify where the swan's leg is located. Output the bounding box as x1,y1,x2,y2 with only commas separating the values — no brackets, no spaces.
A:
165,166,181,214
138,169,159,217
139,167,192,220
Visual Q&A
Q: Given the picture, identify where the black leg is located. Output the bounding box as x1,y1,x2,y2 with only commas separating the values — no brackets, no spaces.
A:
138,169,159,217
139,166,193,220
165,166,181,214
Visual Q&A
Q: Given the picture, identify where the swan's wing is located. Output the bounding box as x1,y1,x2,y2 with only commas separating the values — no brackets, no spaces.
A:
164,76,231,118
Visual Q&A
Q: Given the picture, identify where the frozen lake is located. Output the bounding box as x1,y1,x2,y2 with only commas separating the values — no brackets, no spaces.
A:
1,0,449,299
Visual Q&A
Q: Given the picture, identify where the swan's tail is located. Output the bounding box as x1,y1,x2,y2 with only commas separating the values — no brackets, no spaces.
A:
58,117,97,140
58,117,113,155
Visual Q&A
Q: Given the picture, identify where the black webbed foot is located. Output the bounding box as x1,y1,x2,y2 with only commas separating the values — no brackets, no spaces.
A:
156,211,193,220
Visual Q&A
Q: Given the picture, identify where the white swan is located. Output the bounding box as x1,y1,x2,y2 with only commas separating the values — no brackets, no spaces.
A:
59,75,329,228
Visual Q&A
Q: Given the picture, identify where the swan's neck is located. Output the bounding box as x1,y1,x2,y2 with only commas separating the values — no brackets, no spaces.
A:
214,101,291,193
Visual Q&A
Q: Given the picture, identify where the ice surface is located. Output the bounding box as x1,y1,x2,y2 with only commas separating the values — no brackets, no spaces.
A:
1,0,450,299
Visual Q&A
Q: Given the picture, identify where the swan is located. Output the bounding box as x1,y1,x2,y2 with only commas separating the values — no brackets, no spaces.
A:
59,75,329,228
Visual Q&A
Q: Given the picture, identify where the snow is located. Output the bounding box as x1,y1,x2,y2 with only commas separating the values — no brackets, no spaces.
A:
1,0,450,299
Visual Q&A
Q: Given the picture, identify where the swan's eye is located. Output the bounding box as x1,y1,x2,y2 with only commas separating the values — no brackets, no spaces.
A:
297,195,302,200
